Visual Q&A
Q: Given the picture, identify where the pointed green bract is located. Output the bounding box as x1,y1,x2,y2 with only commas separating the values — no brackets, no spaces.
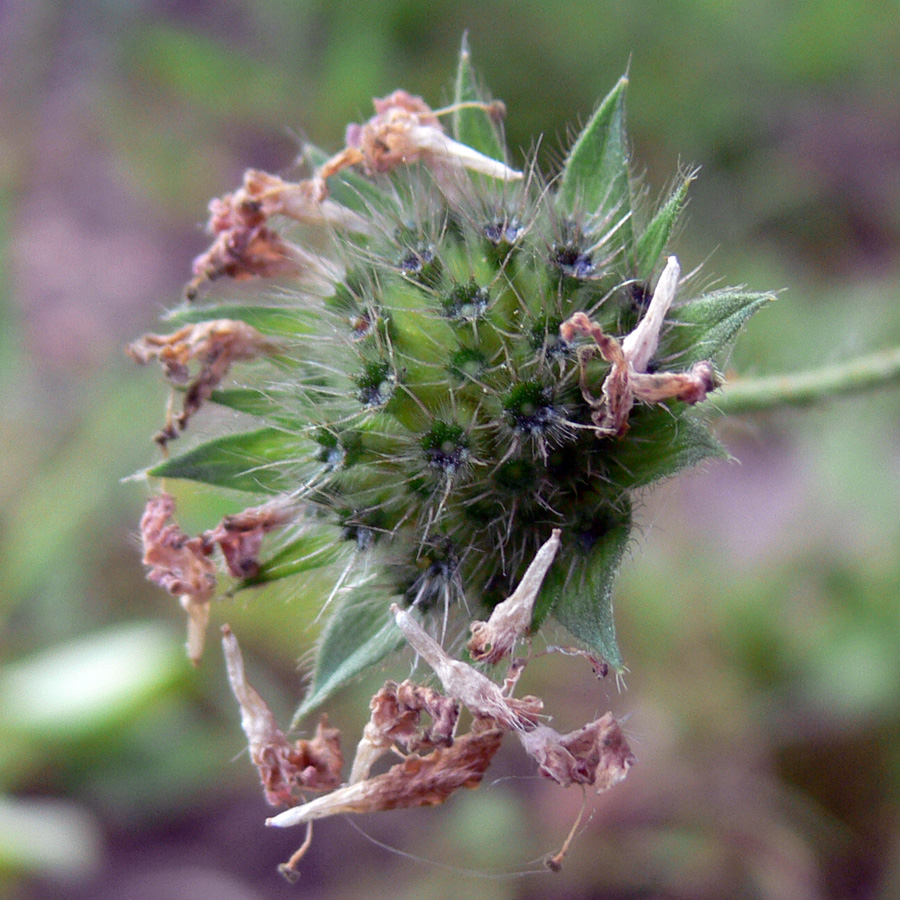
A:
147,427,306,494
608,407,727,490
663,290,776,365
636,170,696,278
238,528,347,588
292,588,404,725
452,34,505,162
558,76,634,265
166,303,319,339
542,505,632,671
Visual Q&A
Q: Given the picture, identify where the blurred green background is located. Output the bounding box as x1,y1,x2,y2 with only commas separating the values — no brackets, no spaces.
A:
1,1,899,898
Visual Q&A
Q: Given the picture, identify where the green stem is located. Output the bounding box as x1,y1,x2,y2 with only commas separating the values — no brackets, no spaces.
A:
710,345,900,415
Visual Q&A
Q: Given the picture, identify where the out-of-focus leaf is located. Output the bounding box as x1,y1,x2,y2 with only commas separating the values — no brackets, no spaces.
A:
147,427,305,494
0,622,183,741
292,586,403,726
238,528,347,588
635,169,696,278
451,33,504,162
544,506,632,671
558,76,633,262
0,797,103,878
663,290,775,365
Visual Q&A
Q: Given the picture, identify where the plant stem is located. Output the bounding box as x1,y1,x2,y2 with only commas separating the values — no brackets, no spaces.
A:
709,345,900,415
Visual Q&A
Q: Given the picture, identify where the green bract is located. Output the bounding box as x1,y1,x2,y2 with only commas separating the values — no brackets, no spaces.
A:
135,42,772,721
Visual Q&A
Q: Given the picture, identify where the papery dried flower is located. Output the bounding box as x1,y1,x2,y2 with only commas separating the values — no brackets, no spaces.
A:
468,528,562,664
317,89,522,182
560,256,719,435
518,712,635,792
391,604,543,730
127,320,278,446
184,172,350,299
267,717,504,830
140,493,216,664
349,679,460,783
223,625,343,805
203,499,297,580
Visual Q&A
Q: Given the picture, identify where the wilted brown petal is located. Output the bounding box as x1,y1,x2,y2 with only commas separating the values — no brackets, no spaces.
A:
202,499,296,580
350,679,460,784
267,719,504,829
127,319,277,446
518,712,635,792
468,529,562,664
222,625,343,806
140,493,217,664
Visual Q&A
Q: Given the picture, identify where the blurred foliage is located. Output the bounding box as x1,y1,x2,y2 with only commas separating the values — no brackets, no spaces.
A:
0,0,898,898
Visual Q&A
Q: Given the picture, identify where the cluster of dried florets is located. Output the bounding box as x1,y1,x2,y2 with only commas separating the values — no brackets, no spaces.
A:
222,529,634,880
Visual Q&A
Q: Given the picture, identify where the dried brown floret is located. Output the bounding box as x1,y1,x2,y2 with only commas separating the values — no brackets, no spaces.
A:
350,679,460,783
391,604,543,730
222,625,343,806
267,717,504,829
317,90,522,183
202,499,297,580
518,712,635,792
140,493,217,664
560,256,719,436
127,319,278,447
468,529,561,664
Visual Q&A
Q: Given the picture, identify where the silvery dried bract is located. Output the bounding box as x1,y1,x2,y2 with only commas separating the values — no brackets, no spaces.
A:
468,529,562,664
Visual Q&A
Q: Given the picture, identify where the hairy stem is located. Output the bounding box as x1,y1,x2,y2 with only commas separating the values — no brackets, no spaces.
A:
711,345,900,415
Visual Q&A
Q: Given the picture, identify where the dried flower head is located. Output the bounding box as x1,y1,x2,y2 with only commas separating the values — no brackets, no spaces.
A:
131,40,774,876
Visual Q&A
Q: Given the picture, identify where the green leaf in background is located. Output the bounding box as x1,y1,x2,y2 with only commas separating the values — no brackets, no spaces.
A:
0,797,103,879
557,76,634,264
238,528,347,589
635,168,696,278
165,304,319,339
147,427,306,494
0,622,184,743
292,587,403,726
544,505,632,671
451,33,504,162
663,289,776,366
608,407,727,490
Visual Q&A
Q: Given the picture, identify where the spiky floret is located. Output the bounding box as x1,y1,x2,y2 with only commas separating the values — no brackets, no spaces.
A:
134,46,772,718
